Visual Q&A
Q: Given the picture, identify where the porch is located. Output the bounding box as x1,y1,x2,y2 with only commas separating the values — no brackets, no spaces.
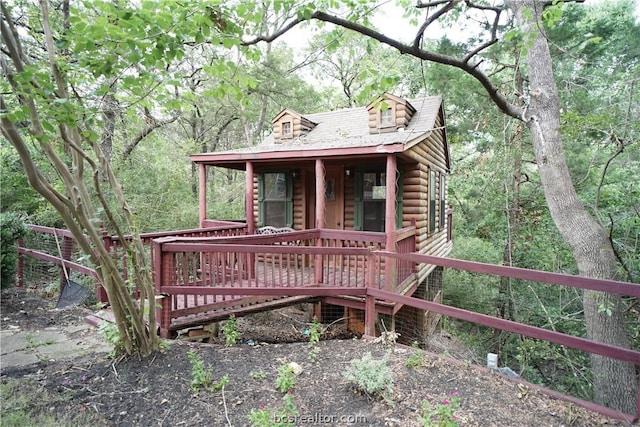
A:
153,225,419,337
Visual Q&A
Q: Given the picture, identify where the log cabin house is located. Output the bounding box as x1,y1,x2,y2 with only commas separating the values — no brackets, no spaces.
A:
190,92,452,337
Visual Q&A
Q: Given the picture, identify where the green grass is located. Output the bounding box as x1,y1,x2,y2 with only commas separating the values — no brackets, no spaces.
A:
1,378,107,427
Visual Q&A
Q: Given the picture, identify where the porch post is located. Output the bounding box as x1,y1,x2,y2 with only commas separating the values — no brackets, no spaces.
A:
385,154,397,291
315,159,325,229
245,161,255,234
315,159,325,284
198,163,207,228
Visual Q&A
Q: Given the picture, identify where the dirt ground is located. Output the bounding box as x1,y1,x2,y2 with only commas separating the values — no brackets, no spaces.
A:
0,287,632,426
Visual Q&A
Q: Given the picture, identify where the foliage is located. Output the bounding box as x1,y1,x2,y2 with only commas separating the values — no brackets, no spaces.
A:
406,342,425,368
343,352,394,400
274,363,298,394
0,148,45,215
222,315,241,346
187,349,229,393
420,392,460,427
248,392,298,427
98,321,123,358
0,212,28,288
307,317,323,362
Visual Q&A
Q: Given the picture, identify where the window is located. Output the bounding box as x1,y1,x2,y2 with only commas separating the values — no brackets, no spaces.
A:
362,171,386,232
429,170,436,233
380,108,394,127
258,172,293,227
282,121,292,137
354,167,403,232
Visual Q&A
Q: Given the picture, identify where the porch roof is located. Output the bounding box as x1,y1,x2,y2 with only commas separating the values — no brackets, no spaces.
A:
191,96,444,169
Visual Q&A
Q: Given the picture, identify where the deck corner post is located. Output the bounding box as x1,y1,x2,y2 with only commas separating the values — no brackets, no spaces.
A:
153,239,170,339
98,226,111,303
16,238,24,287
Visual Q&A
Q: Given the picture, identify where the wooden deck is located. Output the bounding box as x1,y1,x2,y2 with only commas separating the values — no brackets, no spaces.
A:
153,228,418,337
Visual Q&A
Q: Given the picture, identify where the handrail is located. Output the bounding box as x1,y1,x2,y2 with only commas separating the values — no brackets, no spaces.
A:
26,224,76,238
380,251,640,297
368,287,640,365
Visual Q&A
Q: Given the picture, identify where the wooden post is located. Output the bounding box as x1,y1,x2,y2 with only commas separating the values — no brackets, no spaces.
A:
245,161,255,235
198,163,207,228
364,250,377,337
16,238,24,287
154,239,171,339
385,154,397,292
245,161,255,279
314,159,325,284
98,227,110,303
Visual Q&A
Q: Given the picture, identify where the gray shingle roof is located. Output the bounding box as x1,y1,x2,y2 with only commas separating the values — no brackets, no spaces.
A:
208,96,442,155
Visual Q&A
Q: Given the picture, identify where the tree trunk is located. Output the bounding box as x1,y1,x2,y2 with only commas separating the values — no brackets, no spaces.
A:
510,0,637,413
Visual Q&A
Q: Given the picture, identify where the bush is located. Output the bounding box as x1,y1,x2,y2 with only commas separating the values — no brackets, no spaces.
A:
0,212,28,288
343,352,394,400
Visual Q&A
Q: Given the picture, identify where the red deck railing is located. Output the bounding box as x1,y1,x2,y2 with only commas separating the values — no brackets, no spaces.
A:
14,222,640,422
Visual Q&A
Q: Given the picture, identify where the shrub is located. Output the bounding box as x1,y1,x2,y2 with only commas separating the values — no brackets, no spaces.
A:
0,212,28,288
222,315,241,346
275,363,298,394
343,352,394,400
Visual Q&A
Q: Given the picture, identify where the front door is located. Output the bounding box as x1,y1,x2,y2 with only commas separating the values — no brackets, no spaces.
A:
324,166,344,230
306,165,344,229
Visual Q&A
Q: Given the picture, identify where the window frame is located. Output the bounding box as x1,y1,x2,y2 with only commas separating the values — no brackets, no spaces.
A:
354,166,403,232
258,171,293,228
377,103,396,128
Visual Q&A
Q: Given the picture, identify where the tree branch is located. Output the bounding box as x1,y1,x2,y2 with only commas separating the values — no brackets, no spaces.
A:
308,10,522,120
413,0,462,49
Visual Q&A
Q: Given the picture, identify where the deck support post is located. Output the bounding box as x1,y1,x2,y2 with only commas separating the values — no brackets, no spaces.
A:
364,292,376,337
385,154,397,292
314,159,325,284
198,163,207,228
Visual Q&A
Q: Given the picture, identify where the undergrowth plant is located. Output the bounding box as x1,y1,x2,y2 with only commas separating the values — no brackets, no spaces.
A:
248,392,298,427
275,363,298,394
406,341,425,368
420,391,460,427
343,352,394,401
98,321,122,357
222,315,241,346
307,317,323,362
187,350,229,392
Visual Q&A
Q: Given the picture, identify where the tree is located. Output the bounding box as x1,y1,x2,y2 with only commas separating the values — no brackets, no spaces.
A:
229,0,637,412
0,0,246,356
1,0,159,356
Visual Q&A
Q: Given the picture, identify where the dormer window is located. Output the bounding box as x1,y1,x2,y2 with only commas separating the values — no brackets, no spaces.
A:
271,109,317,142
380,108,394,127
367,92,415,134
282,121,292,137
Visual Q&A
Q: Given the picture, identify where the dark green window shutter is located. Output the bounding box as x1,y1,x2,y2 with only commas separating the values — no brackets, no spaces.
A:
354,169,363,231
285,172,294,228
395,167,403,228
257,173,265,227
